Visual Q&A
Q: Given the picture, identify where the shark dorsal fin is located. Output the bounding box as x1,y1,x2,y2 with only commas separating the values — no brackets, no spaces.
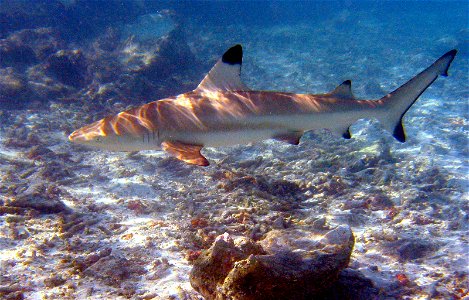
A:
330,80,355,99
195,44,249,92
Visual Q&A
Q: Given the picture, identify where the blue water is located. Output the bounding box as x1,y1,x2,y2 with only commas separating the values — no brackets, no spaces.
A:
0,1,468,299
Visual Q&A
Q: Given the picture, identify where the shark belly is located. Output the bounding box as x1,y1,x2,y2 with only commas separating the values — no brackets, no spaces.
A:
160,108,373,148
174,129,279,147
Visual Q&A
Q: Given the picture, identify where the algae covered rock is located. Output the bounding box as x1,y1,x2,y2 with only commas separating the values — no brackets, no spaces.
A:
5,183,70,214
45,49,89,88
190,233,266,299
190,226,354,300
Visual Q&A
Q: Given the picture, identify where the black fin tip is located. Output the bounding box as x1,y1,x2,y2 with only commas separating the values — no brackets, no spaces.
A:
342,128,352,139
393,121,406,143
441,49,457,77
222,44,243,65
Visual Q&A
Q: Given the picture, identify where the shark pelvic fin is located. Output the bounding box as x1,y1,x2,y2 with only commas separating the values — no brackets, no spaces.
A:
162,141,209,166
195,44,249,92
329,80,355,99
273,132,303,145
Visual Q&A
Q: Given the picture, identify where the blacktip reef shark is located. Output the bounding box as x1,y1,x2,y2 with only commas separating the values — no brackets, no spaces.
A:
69,45,457,166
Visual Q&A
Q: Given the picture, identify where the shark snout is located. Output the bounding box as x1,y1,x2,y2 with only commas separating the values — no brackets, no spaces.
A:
68,130,80,142
68,126,104,144
68,129,94,145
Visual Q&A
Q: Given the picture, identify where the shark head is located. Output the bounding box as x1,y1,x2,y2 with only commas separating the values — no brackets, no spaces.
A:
69,102,161,151
68,117,115,149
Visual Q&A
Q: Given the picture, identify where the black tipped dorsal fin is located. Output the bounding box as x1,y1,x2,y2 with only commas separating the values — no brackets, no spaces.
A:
195,44,249,92
330,80,355,99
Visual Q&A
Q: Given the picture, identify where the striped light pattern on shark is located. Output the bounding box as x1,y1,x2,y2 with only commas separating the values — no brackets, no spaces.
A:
69,45,457,166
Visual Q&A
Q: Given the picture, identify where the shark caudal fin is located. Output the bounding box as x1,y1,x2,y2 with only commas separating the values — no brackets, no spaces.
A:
378,49,457,142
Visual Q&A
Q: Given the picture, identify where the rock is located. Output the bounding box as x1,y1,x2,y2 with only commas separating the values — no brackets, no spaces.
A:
397,239,437,261
312,217,329,230
190,234,266,299
6,183,70,214
43,274,66,288
0,27,76,108
127,27,197,88
0,286,24,300
0,27,64,68
317,268,379,299
256,176,304,198
367,193,394,210
26,145,55,160
45,50,88,88
0,28,69,108
72,247,112,272
83,255,146,287
79,26,198,108
35,161,73,182
271,216,287,229
0,67,30,108
312,174,349,196
7,28,64,61
220,173,304,200
0,11,197,110
3,125,41,148
0,40,37,67
27,64,74,102
190,226,354,300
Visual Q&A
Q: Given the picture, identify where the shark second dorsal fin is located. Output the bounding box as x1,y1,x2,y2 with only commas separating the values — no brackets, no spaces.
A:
195,44,249,92
330,80,355,99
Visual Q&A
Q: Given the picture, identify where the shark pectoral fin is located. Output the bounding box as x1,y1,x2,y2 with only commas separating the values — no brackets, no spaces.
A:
161,141,209,166
329,80,355,99
273,132,303,145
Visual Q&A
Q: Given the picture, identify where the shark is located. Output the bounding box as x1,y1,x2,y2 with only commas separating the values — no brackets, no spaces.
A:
69,45,457,166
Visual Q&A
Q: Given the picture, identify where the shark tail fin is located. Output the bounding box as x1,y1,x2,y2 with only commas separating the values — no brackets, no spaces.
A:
377,49,457,142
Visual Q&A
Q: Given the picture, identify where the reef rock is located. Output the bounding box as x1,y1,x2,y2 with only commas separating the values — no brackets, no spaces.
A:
45,49,89,88
7,28,64,61
0,39,37,67
190,226,354,300
5,183,70,214
0,67,30,108
0,27,64,68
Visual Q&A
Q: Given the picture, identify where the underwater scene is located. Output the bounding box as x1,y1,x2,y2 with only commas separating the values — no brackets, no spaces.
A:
0,1,468,299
